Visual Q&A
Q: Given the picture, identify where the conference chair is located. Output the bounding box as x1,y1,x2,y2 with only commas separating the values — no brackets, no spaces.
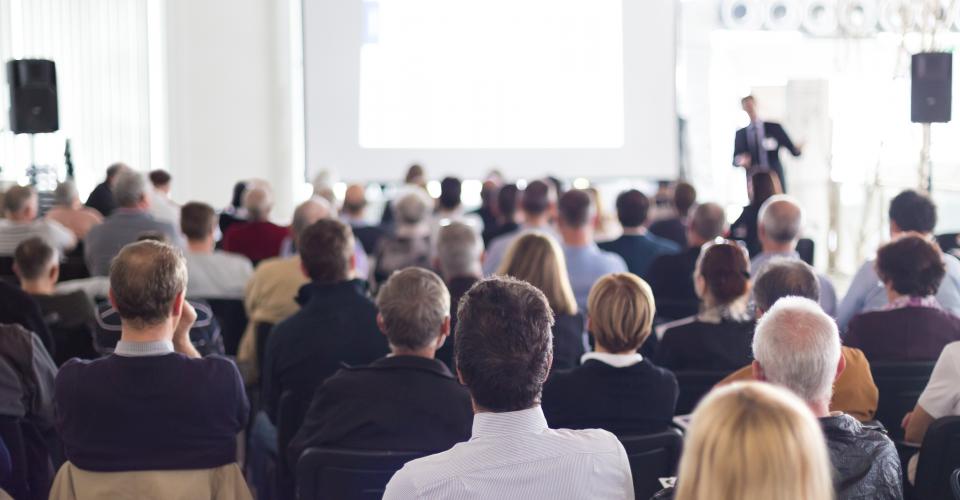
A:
58,245,90,282
49,462,252,500
912,417,960,500
674,370,731,415
202,298,248,356
871,362,936,441
0,416,52,500
277,390,312,499
296,448,427,500
0,257,16,284
796,238,815,266
617,429,684,500
952,468,960,500
254,322,275,373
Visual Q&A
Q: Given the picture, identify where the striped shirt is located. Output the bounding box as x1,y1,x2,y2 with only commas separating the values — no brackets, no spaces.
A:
383,406,634,499
0,219,76,256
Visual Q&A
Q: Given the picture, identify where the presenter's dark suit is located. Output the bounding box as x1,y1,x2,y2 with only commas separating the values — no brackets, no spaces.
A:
733,121,800,192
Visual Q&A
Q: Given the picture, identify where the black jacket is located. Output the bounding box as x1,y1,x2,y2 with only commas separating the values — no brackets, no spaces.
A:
733,121,800,191
84,182,116,217
647,247,702,322
820,414,903,500
0,281,54,357
287,355,473,466
656,317,756,372
553,314,586,371
730,204,762,258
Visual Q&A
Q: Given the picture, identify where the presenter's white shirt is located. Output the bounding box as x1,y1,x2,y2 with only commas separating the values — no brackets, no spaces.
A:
383,406,635,499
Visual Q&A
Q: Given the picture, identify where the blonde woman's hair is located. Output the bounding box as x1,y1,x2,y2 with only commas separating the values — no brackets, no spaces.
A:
587,273,655,353
675,382,834,500
497,232,577,316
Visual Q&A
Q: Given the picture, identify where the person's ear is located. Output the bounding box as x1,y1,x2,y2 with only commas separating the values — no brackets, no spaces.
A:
349,252,356,272
834,351,847,382
890,220,901,236
456,366,465,385
108,289,118,310
585,316,592,334
300,261,310,279
49,263,60,283
11,264,21,280
171,291,185,317
694,275,706,298
376,313,388,337
751,360,765,381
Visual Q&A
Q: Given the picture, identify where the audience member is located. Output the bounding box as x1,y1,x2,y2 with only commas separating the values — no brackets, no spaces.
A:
845,234,960,361
92,297,224,357
435,176,476,227
648,202,726,321
311,169,338,206
471,179,500,241
556,189,627,311
261,219,387,421
542,273,678,435
433,222,483,368
14,238,98,365
372,188,433,285
482,183,519,245
0,280,54,355
482,180,557,275
45,181,103,240
288,268,471,466
838,190,960,329
219,181,248,236
730,171,782,257
341,184,384,255
84,163,127,217
751,195,837,315
380,164,427,227
719,259,879,422
669,382,834,500
649,181,696,248
384,276,634,499
222,185,289,265
84,170,181,276
657,241,755,371
599,189,680,278
498,232,585,371
0,185,76,256
180,202,253,299
751,297,902,499
147,169,180,226
903,341,960,483
55,241,248,472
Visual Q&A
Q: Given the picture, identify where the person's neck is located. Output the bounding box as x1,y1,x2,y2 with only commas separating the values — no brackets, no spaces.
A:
21,279,56,296
8,213,33,223
620,226,646,236
808,399,831,419
523,214,550,228
594,344,637,356
561,227,591,247
471,402,538,415
391,345,437,359
120,320,174,344
446,270,481,282
762,241,795,255
887,288,907,303
687,236,708,249
187,239,215,254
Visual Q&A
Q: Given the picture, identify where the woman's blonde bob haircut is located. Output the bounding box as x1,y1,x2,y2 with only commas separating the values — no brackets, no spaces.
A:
587,273,655,353
497,232,577,316
675,382,834,500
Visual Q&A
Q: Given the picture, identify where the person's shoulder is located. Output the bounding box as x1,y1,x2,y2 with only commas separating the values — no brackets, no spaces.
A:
598,247,628,270
659,315,699,335
547,426,625,453
641,358,679,381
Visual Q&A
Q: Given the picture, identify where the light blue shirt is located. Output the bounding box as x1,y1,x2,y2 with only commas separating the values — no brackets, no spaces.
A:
836,253,960,330
751,251,838,317
563,243,628,312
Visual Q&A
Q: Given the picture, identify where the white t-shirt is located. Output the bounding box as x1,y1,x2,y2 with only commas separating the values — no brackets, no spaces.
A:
918,341,960,418
184,250,254,299
0,219,76,255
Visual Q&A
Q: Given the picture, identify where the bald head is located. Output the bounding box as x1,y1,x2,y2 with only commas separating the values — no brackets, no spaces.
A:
244,186,273,221
688,202,726,246
343,184,367,216
759,195,802,247
292,198,333,244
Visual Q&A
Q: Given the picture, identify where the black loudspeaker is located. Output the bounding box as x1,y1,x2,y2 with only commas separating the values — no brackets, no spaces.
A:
6,59,59,133
911,52,953,124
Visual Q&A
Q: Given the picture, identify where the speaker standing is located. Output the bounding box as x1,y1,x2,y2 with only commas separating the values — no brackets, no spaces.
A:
733,95,802,193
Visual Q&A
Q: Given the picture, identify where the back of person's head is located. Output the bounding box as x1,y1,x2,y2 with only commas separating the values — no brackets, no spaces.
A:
3,185,37,217
53,181,79,207
299,219,354,284
750,172,782,207
497,183,519,220
674,182,697,216
557,189,594,229
149,169,171,189
136,231,168,243
393,189,431,226
455,276,555,412
342,184,367,216
292,198,332,239
312,170,338,205
615,189,650,229
109,241,187,328
696,242,750,305
377,268,450,351
753,259,820,312
439,177,462,210
405,164,425,186
876,234,944,297
758,195,802,244
113,170,148,208
675,382,833,500
436,222,483,279
497,232,577,316
889,190,937,234
587,273,655,353
106,162,128,181
520,180,553,217
180,202,217,241
230,181,248,209
13,237,56,281
752,297,840,405
243,186,273,221
689,202,726,244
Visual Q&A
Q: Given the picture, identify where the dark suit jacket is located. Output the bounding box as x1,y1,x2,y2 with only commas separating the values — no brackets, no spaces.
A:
598,233,680,278
648,217,687,249
647,247,702,322
553,314,586,371
542,358,678,435
656,318,756,371
261,280,388,422
733,121,800,190
288,356,472,467
84,182,116,218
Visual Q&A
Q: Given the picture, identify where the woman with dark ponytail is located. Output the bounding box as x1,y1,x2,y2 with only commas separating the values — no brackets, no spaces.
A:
655,241,756,371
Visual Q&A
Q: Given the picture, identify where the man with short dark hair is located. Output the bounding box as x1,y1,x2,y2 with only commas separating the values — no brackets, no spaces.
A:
599,189,679,278
649,182,696,248
482,183,519,245
384,276,634,499
482,180,557,275
558,189,627,311
148,169,180,226
0,185,76,256
288,268,472,465
55,241,248,471
837,189,960,329
181,202,253,299
85,163,127,217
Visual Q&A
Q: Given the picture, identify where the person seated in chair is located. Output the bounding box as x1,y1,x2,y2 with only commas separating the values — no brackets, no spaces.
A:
180,202,253,300
45,180,103,241
598,189,679,279
0,185,76,257
542,273,677,435
288,268,472,467
902,341,960,485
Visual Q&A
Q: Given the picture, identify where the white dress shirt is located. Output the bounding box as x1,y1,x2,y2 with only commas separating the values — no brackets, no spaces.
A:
383,406,634,499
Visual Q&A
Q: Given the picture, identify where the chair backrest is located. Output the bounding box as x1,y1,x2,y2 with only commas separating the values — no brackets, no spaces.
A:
618,429,684,500
914,417,960,500
0,257,16,284
937,233,960,254
0,416,52,500
202,298,249,356
277,390,312,498
796,238,815,266
870,361,936,441
674,371,731,415
254,322,275,373
296,447,427,500
952,468,960,500
49,462,252,500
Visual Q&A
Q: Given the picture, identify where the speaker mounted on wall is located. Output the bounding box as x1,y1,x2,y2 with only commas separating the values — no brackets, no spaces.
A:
911,52,953,123
6,59,59,134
